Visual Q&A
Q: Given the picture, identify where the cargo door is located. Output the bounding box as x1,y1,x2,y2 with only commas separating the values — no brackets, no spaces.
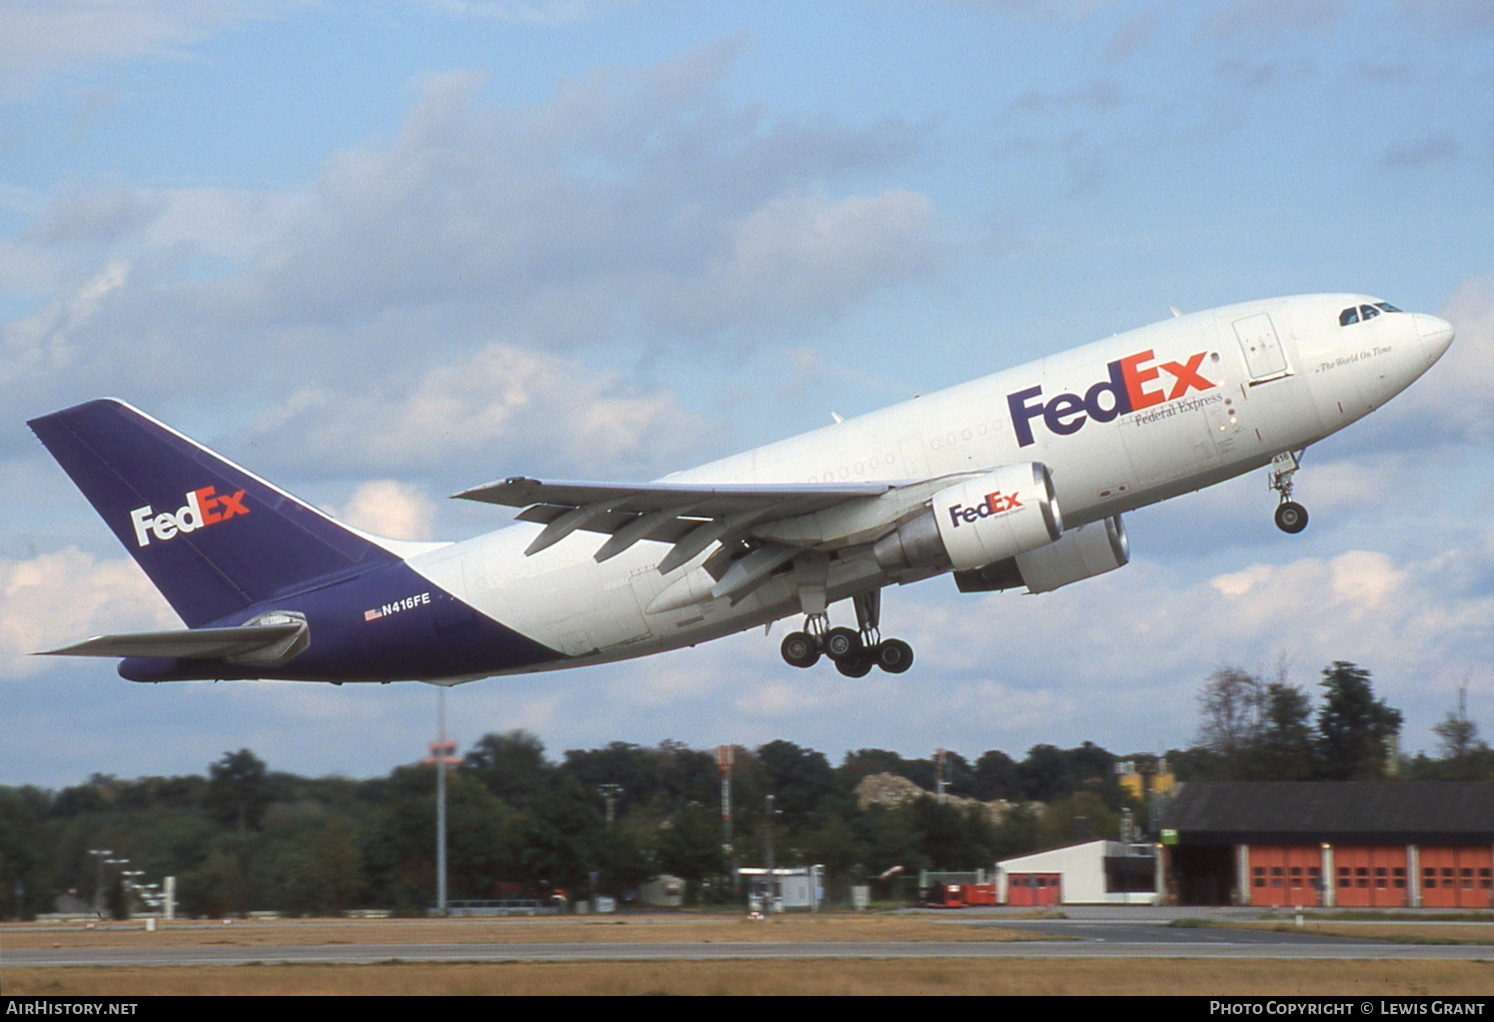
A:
1233,313,1289,381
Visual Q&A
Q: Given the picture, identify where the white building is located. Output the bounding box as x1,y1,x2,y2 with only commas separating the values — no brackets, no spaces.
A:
996,840,1160,905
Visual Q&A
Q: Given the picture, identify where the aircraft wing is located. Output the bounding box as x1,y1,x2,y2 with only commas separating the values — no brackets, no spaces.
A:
454,476,900,574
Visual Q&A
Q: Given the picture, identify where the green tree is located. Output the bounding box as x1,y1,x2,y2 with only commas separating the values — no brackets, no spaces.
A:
1195,668,1264,779
1016,742,1115,802
1314,662,1403,779
0,787,50,919
1417,686,1494,780
757,740,837,823
560,742,661,816
462,730,550,809
1255,682,1314,780
971,750,1020,801
656,805,722,901
206,750,268,832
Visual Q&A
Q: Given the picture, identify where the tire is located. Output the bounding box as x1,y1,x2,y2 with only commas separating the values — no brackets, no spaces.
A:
1274,501,1308,534
875,638,914,674
824,627,862,662
780,631,820,668
835,652,874,678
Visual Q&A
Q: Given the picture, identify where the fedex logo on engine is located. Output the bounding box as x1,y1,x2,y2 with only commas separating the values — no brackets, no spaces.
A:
129,486,250,547
948,490,1022,528
1007,348,1216,447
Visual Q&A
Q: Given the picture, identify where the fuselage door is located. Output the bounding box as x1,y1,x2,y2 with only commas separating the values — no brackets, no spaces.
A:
1233,313,1289,382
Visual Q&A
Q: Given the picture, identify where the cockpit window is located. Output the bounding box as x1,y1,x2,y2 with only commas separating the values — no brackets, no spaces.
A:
1341,301,1403,327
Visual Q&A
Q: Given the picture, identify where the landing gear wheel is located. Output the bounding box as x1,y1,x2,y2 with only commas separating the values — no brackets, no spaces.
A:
1274,501,1308,534
780,631,820,668
835,651,874,678
874,638,914,674
824,627,863,662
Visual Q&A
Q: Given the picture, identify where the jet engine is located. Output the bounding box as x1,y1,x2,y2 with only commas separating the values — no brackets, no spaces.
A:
873,462,1062,574
953,514,1130,594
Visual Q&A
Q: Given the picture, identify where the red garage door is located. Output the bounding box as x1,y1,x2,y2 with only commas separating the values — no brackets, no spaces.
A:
1333,847,1408,908
1007,873,1061,906
1248,845,1324,907
1420,848,1494,909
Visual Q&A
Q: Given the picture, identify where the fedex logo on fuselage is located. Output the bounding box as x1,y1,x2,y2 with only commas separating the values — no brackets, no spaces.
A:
1007,348,1216,447
129,486,249,547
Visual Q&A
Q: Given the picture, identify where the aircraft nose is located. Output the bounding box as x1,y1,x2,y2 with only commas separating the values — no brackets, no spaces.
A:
1413,313,1455,365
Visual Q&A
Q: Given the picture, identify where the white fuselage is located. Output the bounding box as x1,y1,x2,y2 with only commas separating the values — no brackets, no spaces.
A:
408,293,1451,674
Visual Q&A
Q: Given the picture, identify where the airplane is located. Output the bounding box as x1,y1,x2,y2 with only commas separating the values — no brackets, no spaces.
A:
29,293,1453,684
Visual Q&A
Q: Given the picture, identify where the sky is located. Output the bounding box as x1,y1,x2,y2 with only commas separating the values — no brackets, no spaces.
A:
3,0,1493,788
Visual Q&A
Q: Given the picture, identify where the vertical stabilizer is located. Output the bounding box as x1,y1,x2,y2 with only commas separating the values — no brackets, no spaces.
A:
29,399,399,627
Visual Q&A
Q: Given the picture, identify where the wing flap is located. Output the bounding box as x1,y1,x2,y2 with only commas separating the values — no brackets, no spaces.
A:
456,477,891,515
456,476,899,570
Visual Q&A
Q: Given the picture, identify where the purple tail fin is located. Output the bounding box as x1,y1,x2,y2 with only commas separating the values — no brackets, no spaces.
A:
29,399,399,627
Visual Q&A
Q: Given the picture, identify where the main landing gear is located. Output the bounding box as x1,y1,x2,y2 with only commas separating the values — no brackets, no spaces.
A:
1270,449,1309,534
779,591,914,676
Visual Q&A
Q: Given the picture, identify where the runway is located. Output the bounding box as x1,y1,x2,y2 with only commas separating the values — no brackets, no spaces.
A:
6,910,1493,967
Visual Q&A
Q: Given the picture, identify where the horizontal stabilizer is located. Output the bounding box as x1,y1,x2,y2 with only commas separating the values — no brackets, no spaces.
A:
39,614,308,666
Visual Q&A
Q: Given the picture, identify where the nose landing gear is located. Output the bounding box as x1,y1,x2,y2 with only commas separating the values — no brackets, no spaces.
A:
1270,450,1309,534
778,591,914,675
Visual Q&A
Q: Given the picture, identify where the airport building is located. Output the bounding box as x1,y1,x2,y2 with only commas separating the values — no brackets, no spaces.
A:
993,839,1160,906
1158,782,1494,907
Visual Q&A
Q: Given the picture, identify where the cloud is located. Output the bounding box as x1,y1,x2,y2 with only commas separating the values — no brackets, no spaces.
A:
0,0,276,99
249,341,715,478
335,480,439,540
1008,80,1125,117
650,189,938,335
1213,57,1314,93
1105,9,1157,61
1200,0,1347,41
0,547,175,679
1401,0,1494,36
873,534,1494,754
0,45,939,428
0,259,129,389
408,0,636,26
1375,134,1460,171
1383,274,1494,445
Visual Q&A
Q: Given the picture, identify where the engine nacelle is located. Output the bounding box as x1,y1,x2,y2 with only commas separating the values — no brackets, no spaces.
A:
874,463,1062,574
954,515,1130,594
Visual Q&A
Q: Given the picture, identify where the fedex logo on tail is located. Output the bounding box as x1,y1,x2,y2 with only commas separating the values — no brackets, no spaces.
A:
129,486,249,547
1008,348,1216,447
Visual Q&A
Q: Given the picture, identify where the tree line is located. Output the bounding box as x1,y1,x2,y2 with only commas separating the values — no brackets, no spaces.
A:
0,660,1484,919
0,735,1139,919
1178,660,1493,783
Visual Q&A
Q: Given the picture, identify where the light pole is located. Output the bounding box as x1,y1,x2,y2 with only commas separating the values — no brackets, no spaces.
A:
120,870,145,917
423,687,460,916
88,849,113,917
763,795,781,913
598,784,623,828
717,745,735,892
103,858,129,918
